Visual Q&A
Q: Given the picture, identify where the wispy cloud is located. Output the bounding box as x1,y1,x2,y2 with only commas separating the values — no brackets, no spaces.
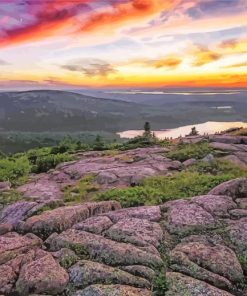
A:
0,59,10,65
61,58,117,77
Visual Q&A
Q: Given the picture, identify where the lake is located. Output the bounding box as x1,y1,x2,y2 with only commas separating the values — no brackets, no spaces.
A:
118,121,247,139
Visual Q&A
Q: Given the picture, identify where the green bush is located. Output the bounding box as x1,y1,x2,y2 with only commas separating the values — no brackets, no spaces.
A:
32,153,74,173
0,156,30,183
95,159,247,207
95,186,164,207
121,135,158,150
152,272,168,295
167,142,212,162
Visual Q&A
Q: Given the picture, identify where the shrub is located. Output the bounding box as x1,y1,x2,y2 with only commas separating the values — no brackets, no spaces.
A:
167,142,212,162
121,135,158,150
152,272,168,295
0,156,30,183
32,153,74,173
95,187,164,207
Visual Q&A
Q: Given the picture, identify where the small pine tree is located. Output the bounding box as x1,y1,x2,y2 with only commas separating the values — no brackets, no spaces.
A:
189,127,199,136
143,121,152,138
93,135,105,151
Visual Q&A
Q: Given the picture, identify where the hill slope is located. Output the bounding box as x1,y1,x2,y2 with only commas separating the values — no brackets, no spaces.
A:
0,90,154,132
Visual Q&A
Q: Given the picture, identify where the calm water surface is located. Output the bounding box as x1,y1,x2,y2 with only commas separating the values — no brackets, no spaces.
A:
118,121,247,139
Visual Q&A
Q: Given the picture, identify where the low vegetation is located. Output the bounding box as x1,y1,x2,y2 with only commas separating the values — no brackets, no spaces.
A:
0,190,23,205
95,159,247,207
63,175,100,204
167,141,213,162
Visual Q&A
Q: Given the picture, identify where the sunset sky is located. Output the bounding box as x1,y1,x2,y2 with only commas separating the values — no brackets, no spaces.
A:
0,0,247,89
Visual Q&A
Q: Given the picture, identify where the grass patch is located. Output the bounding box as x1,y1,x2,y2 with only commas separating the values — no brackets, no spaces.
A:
95,159,247,207
167,142,212,162
63,175,100,204
0,190,23,205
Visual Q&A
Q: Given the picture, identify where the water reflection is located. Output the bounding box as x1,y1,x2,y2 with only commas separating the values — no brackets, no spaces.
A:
118,121,247,139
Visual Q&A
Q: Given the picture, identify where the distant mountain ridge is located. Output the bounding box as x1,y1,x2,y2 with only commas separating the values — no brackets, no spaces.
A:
0,89,246,132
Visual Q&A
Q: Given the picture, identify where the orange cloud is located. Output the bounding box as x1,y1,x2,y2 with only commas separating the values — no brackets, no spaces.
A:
154,56,182,69
191,45,221,66
219,36,247,54
77,0,173,33
0,0,91,47
0,0,172,48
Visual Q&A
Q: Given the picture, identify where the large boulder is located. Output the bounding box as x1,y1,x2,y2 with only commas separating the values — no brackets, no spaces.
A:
222,155,247,168
209,135,247,144
0,201,37,227
16,251,69,295
0,264,18,294
17,177,62,201
0,232,41,265
0,232,42,294
226,217,247,255
191,195,237,218
162,200,216,235
209,142,239,152
209,178,247,199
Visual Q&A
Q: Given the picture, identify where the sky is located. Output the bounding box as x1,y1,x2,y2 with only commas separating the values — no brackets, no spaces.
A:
0,0,246,89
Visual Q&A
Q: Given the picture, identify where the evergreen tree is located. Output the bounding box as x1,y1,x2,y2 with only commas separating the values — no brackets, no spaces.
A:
143,121,152,137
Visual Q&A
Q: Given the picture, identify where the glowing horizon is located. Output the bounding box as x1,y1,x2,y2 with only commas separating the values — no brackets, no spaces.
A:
0,0,247,89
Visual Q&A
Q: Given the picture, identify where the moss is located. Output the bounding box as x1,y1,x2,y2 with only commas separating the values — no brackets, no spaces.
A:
59,252,78,269
70,243,89,258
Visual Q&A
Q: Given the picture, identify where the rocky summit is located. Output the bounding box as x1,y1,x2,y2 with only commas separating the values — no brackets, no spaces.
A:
0,135,247,295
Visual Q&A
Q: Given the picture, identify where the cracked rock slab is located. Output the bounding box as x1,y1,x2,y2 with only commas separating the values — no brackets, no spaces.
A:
72,284,151,296
68,260,150,289
73,216,113,234
103,206,161,223
105,218,163,248
191,195,237,218
170,239,243,289
16,251,69,295
0,232,42,265
226,217,247,254
46,229,163,269
166,272,235,296
163,200,216,235
18,201,121,239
